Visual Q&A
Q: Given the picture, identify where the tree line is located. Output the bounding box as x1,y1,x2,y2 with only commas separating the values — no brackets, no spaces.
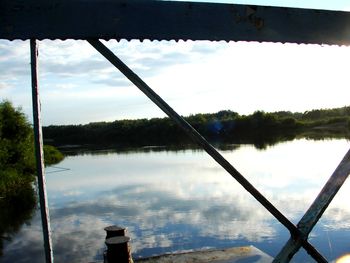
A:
43,106,350,149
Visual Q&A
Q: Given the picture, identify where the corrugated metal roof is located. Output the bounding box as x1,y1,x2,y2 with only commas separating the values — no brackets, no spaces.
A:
1,0,350,45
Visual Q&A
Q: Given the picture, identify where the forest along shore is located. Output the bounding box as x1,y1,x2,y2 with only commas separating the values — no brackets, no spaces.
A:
43,106,350,150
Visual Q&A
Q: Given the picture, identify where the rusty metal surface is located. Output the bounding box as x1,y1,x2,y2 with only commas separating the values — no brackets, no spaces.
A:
1,0,350,45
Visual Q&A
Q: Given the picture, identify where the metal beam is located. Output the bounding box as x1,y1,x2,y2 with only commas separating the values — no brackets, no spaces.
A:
88,39,327,262
30,39,54,263
273,148,350,262
1,0,350,45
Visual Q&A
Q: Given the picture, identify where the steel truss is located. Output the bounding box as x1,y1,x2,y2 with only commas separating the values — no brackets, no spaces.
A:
2,1,350,262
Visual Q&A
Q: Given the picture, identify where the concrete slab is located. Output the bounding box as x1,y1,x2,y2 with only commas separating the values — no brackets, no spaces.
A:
135,246,273,263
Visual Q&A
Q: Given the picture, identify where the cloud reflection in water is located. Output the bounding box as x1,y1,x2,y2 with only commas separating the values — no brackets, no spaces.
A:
1,139,350,262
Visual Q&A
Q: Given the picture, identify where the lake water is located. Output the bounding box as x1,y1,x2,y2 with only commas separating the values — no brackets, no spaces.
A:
1,139,350,263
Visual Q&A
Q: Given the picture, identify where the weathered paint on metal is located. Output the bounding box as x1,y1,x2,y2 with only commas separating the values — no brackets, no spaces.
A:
88,39,327,262
1,0,350,45
30,39,54,263
273,148,350,263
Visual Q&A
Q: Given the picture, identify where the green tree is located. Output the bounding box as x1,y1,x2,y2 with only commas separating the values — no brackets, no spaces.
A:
0,101,64,255
0,101,36,198
0,101,63,198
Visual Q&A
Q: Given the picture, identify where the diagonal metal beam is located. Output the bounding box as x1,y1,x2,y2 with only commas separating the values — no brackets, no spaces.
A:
1,0,350,46
273,148,350,262
88,39,327,262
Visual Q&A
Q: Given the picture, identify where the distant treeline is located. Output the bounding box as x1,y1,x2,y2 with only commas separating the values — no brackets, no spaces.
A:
43,106,350,149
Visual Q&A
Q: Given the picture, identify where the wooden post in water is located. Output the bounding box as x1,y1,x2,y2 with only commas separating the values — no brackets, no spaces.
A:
104,225,133,263
105,236,133,263
104,225,127,239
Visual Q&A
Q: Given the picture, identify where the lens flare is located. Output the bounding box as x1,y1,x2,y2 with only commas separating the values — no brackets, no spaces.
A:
336,254,350,263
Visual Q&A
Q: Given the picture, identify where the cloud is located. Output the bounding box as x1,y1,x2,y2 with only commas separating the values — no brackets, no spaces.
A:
103,40,222,78
0,56,30,80
322,207,350,230
35,40,200,92
2,38,350,126
53,83,78,90
48,183,278,253
0,41,30,78
92,76,132,87
41,59,111,77
1,213,106,263
135,51,192,68
1,213,47,263
33,178,350,261
0,82,7,90
190,41,225,54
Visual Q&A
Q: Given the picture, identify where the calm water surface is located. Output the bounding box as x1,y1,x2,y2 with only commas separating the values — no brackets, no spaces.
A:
1,139,350,262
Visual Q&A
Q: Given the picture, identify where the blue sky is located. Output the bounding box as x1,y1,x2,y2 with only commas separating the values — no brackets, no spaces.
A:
1,0,350,125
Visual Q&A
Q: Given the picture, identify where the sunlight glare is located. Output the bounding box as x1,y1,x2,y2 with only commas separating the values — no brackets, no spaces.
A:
336,254,350,263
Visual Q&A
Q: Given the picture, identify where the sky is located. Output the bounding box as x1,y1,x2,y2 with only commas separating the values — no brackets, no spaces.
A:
1,0,350,126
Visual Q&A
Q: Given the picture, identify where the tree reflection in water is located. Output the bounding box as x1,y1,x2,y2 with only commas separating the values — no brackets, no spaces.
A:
0,184,36,256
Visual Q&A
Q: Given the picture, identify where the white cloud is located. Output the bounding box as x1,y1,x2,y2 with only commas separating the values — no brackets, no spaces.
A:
0,82,7,90
53,83,77,90
1,39,350,125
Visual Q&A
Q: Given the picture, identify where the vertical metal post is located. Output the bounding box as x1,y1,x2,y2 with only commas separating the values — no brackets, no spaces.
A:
30,39,54,263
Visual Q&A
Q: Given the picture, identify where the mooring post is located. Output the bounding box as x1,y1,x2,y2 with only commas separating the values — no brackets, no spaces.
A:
105,236,133,263
104,225,127,239
104,225,133,263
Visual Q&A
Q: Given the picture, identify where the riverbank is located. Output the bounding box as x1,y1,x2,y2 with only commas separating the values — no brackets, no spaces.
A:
43,106,350,150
